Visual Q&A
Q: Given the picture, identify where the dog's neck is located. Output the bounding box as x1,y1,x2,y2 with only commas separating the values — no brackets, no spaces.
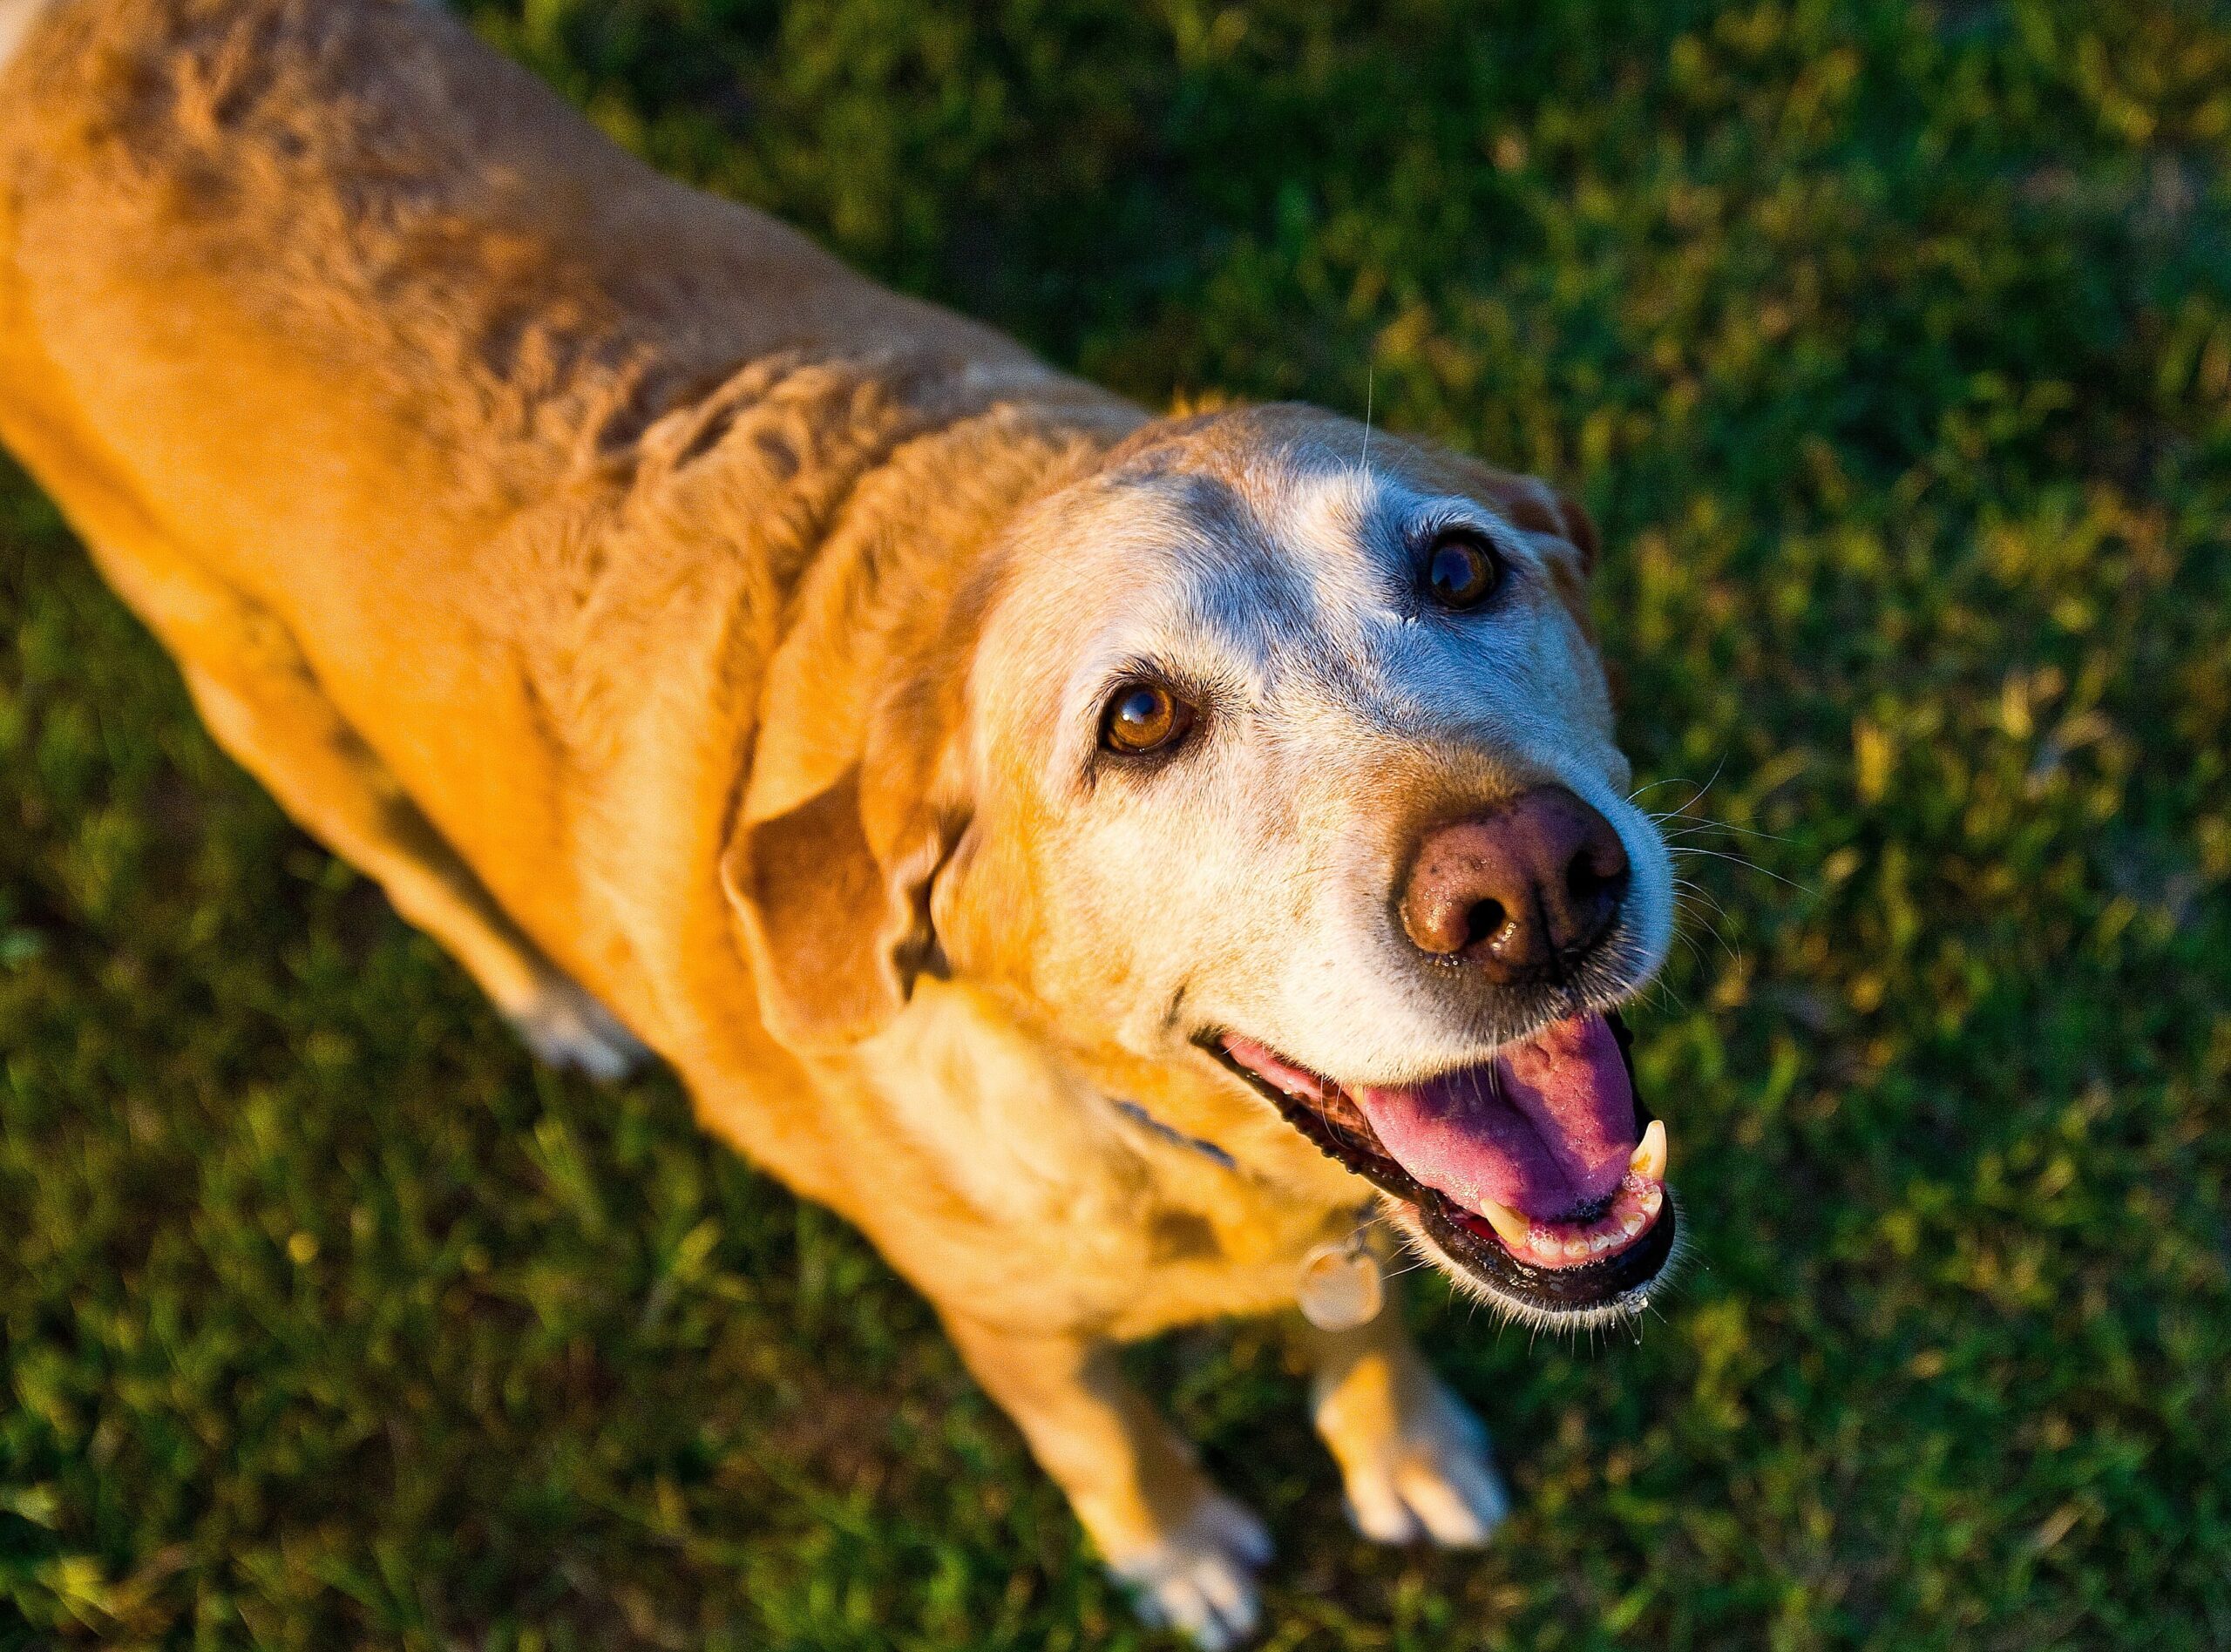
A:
736,377,1141,828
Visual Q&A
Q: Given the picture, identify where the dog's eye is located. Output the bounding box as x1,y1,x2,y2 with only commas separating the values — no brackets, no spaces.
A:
1101,681,1196,755
1424,528,1504,611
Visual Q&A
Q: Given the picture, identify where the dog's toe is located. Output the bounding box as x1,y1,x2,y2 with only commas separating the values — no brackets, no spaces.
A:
1398,1445,1509,1546
1335,1378,1509,1550
1342,1476,1425,1545
1113,1493,1271,1649
1196,1491,1274,1569
505,978,652,1081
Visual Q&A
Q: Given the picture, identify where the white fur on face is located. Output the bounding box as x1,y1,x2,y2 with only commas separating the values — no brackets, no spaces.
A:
971,432,1675,1086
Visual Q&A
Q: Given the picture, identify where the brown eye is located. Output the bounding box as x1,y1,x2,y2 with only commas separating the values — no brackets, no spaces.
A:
1101,681,1196,755
1425,528,1504,610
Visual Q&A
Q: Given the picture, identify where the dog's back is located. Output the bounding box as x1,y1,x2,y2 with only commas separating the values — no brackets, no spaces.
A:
0,0,1046,493
0,0,1126,1071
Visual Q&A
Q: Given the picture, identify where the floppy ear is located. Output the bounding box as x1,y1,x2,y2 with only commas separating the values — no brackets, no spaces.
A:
1469,471,1599,576
1550,491,1599,573
721,767,958,1052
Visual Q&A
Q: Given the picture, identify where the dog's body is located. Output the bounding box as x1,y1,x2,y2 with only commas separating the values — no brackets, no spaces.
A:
0,3,1681,1642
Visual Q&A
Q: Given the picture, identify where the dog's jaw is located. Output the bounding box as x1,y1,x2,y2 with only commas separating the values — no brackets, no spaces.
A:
1207,1012,1686,1330
1389,1188,1692,1335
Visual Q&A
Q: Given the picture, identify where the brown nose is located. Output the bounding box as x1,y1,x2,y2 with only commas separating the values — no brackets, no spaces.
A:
1400,788,1631,981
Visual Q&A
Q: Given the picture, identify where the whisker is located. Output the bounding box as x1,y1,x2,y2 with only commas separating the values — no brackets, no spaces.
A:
1632,755,1728,822
1672,893,1739,956
1663,831,1757,863
1652,818,1794,845
1659,820,1794,843
1671,878,1739,931
1640,970,1691,1016
1355,361,1375,479
1670,845,1814,894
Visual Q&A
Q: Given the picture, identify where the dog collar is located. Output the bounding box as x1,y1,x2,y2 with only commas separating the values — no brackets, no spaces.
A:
1109,1098,1387,1328
1108,1098,1238,1171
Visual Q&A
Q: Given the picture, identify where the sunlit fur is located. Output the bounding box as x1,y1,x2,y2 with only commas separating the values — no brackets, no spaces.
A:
956,414,1672,1104
0,4,1672,1637
0,0,49,74
946,416,1678,1330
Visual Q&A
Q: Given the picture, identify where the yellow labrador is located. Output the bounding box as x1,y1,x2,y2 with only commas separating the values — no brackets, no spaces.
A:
0,1,1681,1642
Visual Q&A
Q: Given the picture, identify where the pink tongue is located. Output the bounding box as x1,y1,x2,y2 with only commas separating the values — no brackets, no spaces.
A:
1355,1012,1638,1221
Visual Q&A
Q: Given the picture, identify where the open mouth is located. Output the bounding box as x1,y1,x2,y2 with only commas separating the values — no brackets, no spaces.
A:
1211,1011,1677,1324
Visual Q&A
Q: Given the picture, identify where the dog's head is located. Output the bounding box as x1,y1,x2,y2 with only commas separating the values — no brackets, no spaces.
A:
729,403,1681,1327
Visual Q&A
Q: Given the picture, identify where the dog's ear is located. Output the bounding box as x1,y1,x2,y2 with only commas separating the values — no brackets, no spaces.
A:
1549,491,1599,573
1469,471,1598,576
722,765,961,1053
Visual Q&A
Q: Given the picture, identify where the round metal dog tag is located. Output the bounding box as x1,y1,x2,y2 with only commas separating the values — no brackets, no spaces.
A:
1297,1239,1384,1330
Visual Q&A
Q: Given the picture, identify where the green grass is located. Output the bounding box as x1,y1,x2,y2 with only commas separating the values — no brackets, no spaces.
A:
5,0,2230,1646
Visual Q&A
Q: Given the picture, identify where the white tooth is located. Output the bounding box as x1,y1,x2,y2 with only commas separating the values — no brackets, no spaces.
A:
1641,1183,1663,1215
1621,1209,1646,1237
1562,1235,1592,1262
1590,1229,1620,1254
1630,1120,1668,1183
1475,1198,1533,1250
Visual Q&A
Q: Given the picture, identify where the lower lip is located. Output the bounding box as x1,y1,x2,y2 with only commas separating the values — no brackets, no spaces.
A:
1204,1035,1675,1314
1417,1188,1678,1312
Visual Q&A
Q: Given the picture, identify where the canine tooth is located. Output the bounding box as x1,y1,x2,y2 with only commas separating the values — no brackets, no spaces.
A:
1474,1199,1533,1250
1630,1120,1668,1183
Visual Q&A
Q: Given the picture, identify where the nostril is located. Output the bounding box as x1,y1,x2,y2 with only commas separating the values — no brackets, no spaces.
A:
1461,897,1506,951
1563,841,1631,955
1405,790,1627,973
1565,849,1622,905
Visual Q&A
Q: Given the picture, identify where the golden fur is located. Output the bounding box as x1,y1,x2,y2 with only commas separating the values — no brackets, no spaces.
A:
0,3,1672,1642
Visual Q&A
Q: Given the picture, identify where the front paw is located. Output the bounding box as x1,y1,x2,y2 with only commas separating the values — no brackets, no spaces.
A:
1109,1492,1273,1650
504,975,652,1082
1320,1372,1510,1548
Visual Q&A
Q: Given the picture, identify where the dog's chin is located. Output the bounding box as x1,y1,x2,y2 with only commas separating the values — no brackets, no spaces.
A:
1387,1183,1685,1334
1205,1009,1684,1331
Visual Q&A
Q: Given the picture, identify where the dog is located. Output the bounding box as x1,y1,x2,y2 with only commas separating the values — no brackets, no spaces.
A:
0,2,1682,1642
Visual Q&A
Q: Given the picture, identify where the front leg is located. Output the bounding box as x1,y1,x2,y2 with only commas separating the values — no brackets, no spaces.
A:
1298,1285,1510,1547
941,1311,1271,1649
